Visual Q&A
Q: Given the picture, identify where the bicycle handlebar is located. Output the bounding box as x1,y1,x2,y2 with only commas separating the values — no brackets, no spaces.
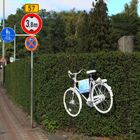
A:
68,69,83,79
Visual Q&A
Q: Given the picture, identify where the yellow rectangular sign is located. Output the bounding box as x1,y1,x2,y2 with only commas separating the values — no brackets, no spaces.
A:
24,4,39,13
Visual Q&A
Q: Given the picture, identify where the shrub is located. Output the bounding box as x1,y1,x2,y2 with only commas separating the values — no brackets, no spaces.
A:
4,52,140,139
5,59,30,112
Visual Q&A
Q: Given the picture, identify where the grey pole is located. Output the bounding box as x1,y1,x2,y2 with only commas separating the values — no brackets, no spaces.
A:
16,34,36,37
14,25,16,61
31,51,33,128
1,0,5,85
2,0,5,59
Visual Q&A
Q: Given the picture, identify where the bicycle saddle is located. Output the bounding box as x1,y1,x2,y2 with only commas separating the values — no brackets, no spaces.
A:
86,70,96,75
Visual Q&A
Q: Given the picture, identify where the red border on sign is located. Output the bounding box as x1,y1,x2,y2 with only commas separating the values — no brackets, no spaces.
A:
25,36,38,51
21,13,42,34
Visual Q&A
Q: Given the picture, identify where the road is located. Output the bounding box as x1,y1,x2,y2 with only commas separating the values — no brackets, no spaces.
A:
0,87,48,140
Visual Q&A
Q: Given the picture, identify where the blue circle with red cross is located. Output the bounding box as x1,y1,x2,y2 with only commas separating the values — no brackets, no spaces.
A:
25,36,38,51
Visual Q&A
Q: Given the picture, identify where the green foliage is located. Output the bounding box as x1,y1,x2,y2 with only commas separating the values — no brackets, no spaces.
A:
89,0,116,51
5,8,28,59
111,0,139,51
4,59,30,112
41,115,59,132
4,52,140,139
111,13,139,37
135,31,140,51
43,12,66,53
135,18,140,51
1,0,140,59
60,10,79,52
75,11,90,52
124,0,138,17
2,4,119,58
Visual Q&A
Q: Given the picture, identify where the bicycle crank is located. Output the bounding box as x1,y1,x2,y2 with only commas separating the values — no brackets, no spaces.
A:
93,94,105,105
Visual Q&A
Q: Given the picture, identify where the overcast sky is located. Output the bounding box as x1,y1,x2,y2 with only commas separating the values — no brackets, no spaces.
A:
0,0,139,20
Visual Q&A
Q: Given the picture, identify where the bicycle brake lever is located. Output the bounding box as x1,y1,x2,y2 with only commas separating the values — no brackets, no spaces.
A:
68,70,73,75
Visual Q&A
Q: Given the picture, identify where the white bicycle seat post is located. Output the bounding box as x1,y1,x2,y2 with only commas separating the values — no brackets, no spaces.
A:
89,74,93,82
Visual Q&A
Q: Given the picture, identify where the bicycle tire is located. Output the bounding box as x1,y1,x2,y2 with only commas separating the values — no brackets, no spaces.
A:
92,83,113,114
63,88,82,117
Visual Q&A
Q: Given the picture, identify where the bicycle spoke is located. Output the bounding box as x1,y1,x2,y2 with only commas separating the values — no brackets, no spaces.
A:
100,85,103,93
104,99,110,107
97,86,102,95
64,89,82,117
103,88,108,97
71,92,75,100
94,87,99,95
102,100,108,109
92,84,113,113
99,102,104,110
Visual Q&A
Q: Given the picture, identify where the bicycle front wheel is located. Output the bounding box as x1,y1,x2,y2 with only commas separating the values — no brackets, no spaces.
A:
63,88,82,117
92,83,113,114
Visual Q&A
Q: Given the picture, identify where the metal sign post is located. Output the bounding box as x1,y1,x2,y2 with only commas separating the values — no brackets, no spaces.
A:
22,4,41,128
25,36,38,128
2,0,5,85
2,0,5,59
13,33,36,62
14,25,16,61
31,51,33,128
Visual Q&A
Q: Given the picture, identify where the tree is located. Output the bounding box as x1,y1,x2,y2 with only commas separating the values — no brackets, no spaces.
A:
111,13,139,36
135,17,140,51
124,0,138,16
111,0,139,50
39,9,48,19
45,12,66,53
89,0,115,51
4,8,27,59
75,11,90,52
61,10,79,52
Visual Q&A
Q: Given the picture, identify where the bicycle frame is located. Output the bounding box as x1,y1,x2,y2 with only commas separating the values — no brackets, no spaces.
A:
73,75,110,106
73,74,95,103
64,70,114,116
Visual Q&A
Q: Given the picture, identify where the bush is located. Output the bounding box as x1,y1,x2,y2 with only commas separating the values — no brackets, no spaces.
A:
4,52,140,139
5,59,30,112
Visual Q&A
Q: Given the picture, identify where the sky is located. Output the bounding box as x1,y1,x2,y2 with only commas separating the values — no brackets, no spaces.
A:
0,0,139,20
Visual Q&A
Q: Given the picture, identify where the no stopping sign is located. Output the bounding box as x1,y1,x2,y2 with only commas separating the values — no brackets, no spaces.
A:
25,36,38,51
21,13,42,34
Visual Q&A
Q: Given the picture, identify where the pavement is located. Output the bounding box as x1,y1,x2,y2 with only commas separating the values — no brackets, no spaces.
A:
0,87,48,140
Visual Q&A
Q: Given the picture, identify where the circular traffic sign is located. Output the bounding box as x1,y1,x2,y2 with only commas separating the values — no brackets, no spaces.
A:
1,27,15,43
25,36,38,51
21,13,42,34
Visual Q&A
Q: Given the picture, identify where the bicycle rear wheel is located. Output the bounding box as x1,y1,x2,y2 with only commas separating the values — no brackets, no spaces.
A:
92,83,113,114
63,88,82,117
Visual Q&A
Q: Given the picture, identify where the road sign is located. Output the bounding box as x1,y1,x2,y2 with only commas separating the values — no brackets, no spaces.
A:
1,27,15,43
10,57,14,63
21,13,42,34
24,4,39,13
25,36,38,51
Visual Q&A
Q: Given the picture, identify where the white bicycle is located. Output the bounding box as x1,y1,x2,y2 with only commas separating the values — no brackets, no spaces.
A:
63,70,113,117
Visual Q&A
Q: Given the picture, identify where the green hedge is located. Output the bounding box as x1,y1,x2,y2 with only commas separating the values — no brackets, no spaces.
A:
4,52,140,139
5,59,31,112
